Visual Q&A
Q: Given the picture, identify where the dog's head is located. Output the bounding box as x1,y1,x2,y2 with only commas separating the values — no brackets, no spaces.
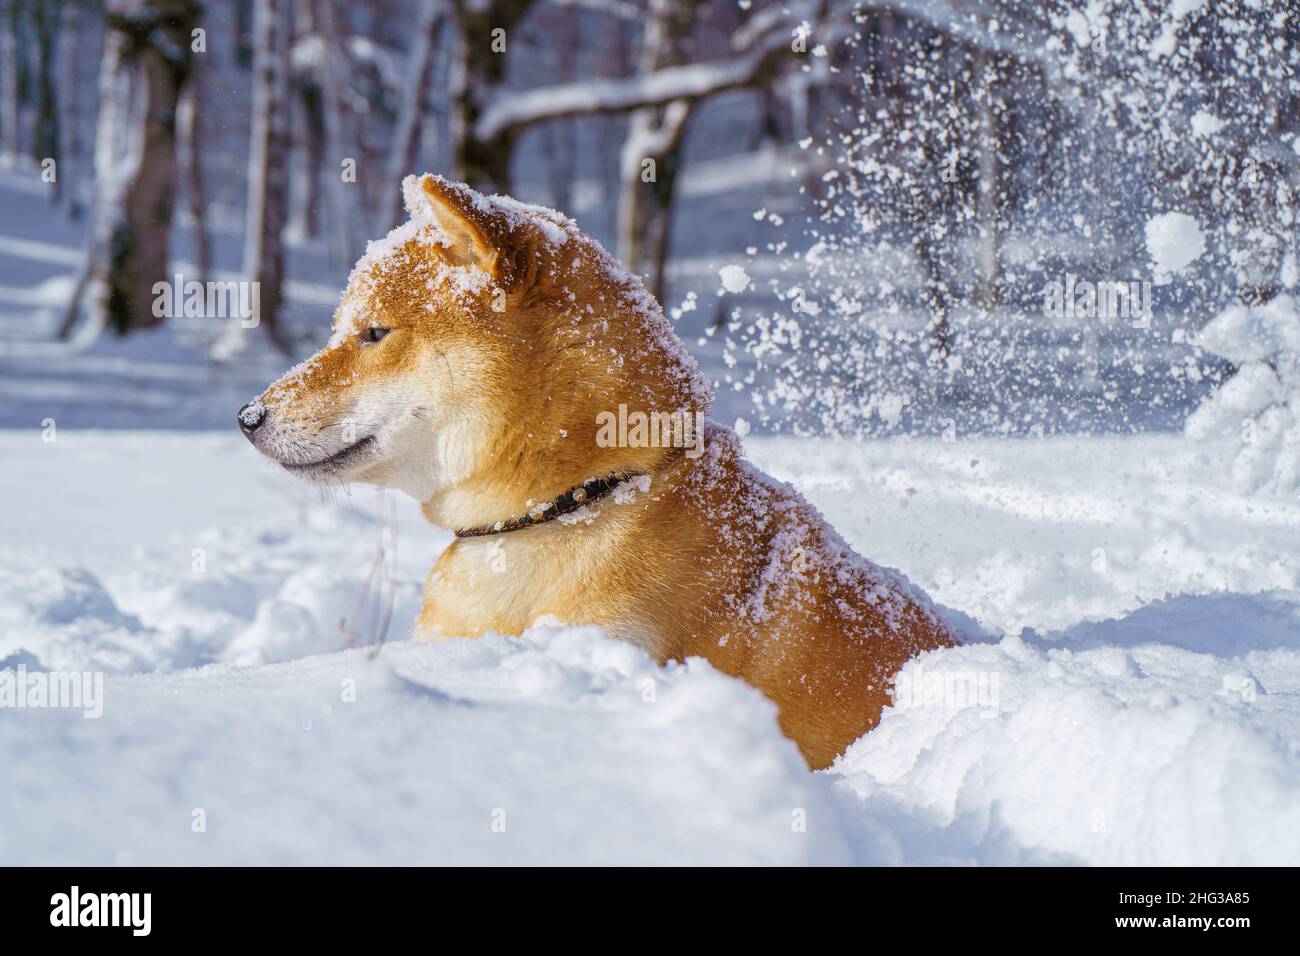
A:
240,174,710,527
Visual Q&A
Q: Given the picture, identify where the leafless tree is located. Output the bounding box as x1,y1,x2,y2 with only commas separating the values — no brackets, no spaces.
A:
59,0,202,340
288,0,323,240
56,0,83,217
177,56,211,284
315,0,362,266
0,0,21,164
32,0,60,198
220,0,295,356
461,0,810,196
615,0,696,304
381,0,447,232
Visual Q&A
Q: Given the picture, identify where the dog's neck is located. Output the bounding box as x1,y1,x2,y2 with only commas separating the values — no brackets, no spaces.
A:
416,393,703,530
420,439,693,539
451,471,639,538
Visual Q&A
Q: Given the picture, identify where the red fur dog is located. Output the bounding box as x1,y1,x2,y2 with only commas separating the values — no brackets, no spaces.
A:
240,174,956,768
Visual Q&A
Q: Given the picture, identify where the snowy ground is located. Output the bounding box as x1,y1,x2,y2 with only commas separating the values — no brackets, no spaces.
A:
3,428,1297,865
1,166,1295,865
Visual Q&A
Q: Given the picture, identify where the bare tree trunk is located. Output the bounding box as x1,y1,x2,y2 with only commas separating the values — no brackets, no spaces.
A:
58,10,130,341
290,81,323,238
234,0,254,67
177,59,210,284
0,0,20,164
422,15,453,173
32,0,59,199
914,227,952,361
540,13,577,214
58,0,200,339
57,0,82,216
543,118,574,213
286,0,320,240
450,0,535,191
382,0,445,230
315,0,359,266
114,0,199,333
600,14,631,206
222,0,293,357
616,0,696,302
445,2,468,180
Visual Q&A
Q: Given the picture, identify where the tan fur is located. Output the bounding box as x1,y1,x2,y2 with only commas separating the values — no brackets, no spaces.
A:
245,174,956,770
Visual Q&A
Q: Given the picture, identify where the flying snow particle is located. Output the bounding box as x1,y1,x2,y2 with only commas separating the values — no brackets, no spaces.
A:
1191,110,1224,137
1145,212,1205,276
1065,10,1091,48
718,265,752,295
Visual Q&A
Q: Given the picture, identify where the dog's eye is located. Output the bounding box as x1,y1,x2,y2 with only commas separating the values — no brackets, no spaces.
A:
360,327,391,344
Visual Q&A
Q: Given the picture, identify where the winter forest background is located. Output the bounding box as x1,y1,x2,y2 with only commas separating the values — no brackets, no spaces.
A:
3,1,1300,866
2,0,1296,463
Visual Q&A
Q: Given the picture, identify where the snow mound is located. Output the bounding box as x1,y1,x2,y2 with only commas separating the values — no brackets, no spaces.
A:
833,623,1300,865
1195,293,1300,364
0,626,846,866
6,604,1299,865
1185,294,1300,493
0,561,154,674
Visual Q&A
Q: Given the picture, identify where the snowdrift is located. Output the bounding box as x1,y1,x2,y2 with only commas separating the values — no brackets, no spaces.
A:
2,431,1298,865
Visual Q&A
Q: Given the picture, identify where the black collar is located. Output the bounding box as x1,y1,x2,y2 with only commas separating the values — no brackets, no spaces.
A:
454,473,635,538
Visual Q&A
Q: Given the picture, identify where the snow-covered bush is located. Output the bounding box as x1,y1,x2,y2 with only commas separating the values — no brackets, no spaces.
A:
1185,294,1300,494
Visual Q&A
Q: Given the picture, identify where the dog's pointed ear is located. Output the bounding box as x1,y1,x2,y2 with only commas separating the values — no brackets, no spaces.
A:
404,174,521,286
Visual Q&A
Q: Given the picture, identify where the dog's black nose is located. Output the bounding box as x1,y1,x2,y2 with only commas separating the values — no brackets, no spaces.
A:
237,401,267,438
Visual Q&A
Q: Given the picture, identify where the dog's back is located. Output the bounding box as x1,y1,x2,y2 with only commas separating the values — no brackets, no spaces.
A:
665,424,957,768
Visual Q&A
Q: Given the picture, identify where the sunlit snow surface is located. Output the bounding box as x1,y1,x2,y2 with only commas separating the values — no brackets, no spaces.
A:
2,430,1296,865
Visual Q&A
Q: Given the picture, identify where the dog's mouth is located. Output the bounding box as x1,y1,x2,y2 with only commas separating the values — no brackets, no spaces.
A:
277,434,378,477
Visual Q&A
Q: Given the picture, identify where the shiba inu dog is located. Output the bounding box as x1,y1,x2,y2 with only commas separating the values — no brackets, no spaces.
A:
239,174,956,769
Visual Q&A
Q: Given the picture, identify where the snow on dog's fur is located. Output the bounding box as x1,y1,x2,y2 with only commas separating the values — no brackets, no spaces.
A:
242,174,956,768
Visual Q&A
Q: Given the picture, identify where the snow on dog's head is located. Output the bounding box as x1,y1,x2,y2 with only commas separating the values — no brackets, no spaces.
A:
240,174,710,527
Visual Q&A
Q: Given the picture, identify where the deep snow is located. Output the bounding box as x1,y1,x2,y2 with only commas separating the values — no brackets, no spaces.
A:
2,429,1297,865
